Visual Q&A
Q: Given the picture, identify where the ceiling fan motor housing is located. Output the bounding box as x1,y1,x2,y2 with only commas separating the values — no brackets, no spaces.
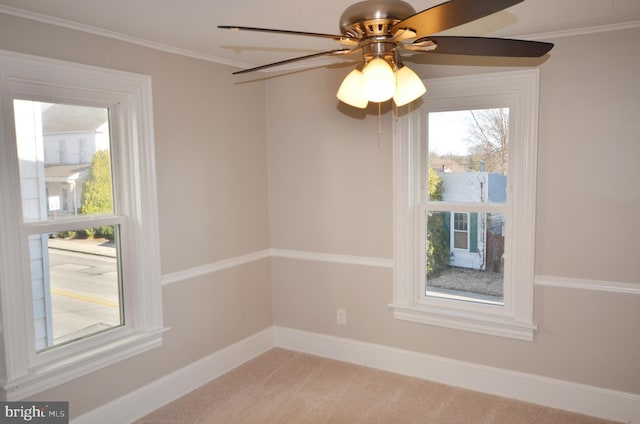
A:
339,0,416,39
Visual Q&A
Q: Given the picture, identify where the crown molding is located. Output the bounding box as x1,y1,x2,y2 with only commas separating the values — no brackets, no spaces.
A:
0,4,247,69
2,5,639,73
518,20,640,41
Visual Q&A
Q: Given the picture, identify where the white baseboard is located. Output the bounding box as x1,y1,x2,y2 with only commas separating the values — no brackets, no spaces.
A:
72,326,640,424
274,326,640,424
71,327,274,424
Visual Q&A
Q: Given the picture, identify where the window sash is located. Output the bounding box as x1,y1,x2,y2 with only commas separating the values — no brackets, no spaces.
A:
391,69,540,341
11,98,127,352
12,99,132,359
416,204,513,316
0,49,163,400
21,215,125,236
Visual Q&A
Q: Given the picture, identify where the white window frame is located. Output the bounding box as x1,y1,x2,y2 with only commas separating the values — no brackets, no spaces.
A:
391,69,540,341
0,50,165,400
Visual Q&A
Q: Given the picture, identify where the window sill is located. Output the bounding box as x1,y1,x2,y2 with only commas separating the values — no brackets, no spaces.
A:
3,327,169,401
389,303,536,341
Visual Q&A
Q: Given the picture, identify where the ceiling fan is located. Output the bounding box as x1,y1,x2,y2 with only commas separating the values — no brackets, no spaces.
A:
219,0,553,108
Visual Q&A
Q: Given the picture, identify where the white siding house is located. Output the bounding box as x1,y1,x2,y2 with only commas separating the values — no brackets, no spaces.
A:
41,104,109,218
438,172,506,271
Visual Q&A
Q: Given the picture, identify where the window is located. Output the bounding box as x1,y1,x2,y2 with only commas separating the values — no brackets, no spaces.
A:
58,139,66,163
452,212,469,250
15,101,123,350
391,70,540,340
0,50,164,399
79,138,88,163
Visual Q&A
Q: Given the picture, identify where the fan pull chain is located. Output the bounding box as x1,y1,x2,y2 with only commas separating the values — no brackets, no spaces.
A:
378,102,382,135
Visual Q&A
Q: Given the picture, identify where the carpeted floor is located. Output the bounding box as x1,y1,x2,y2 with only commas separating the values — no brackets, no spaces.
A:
136,348,621,423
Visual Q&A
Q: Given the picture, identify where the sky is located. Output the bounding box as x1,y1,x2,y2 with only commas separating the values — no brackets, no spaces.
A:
428,110,473,156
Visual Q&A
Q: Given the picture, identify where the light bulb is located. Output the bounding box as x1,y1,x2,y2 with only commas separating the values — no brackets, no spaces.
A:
393,65,427,106
336,69,368,109
361,58,395,103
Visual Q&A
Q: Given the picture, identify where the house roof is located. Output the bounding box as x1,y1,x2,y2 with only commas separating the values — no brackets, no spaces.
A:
430,158,467,173
44,164,91,182
42,104,108,134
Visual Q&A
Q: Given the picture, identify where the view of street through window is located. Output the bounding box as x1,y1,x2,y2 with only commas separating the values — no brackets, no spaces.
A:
47,237,121,346
14,100,124,350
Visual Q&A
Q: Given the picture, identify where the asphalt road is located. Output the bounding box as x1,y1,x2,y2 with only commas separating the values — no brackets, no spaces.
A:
48,244,122,346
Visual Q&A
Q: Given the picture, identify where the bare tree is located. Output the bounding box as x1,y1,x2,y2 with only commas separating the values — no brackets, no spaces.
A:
465,108,509,175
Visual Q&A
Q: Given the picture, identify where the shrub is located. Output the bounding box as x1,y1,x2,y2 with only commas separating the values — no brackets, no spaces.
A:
426,168,449,277
80,150,114,240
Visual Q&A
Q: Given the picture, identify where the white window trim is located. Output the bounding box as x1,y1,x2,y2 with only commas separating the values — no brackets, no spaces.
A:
391,69,540,341
0,50,165,400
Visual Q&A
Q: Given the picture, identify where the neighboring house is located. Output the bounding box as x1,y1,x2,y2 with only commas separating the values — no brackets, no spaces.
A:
437,171,506,271
430,156,468,173
41,103,109,218
44,164,90,218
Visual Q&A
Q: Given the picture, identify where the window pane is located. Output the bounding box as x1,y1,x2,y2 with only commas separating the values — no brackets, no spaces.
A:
453,230,468,249
33,226,123,351
426,210,505,305
454,212,468,231
427,109,508,203
13,100,112,223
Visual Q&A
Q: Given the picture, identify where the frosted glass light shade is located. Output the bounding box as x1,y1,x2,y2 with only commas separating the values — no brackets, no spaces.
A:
336,69,368,109
393,65,427,106
362,58,395,103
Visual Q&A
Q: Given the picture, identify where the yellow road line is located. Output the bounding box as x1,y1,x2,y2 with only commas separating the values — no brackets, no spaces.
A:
51,287,119,308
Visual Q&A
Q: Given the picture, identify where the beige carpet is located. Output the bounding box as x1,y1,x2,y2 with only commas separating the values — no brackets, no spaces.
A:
136,348,621,424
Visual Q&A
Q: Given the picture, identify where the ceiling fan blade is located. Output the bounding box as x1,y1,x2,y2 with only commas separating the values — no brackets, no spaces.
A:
232,49,355,75
392,0,523,39
218,26,357,45
416,36,554,57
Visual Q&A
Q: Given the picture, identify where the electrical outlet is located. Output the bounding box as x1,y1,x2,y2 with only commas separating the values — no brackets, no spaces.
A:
337,308,347,325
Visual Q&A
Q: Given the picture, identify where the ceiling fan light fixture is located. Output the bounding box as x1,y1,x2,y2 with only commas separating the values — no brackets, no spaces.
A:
361,57,396,103
393,65,426,107
337,68,368,109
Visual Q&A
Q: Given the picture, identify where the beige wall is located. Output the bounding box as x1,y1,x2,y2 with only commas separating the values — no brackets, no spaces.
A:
1,8,639,419
536,28,640,282
267,27,640,394
0,13,272,417
266,63,394,258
